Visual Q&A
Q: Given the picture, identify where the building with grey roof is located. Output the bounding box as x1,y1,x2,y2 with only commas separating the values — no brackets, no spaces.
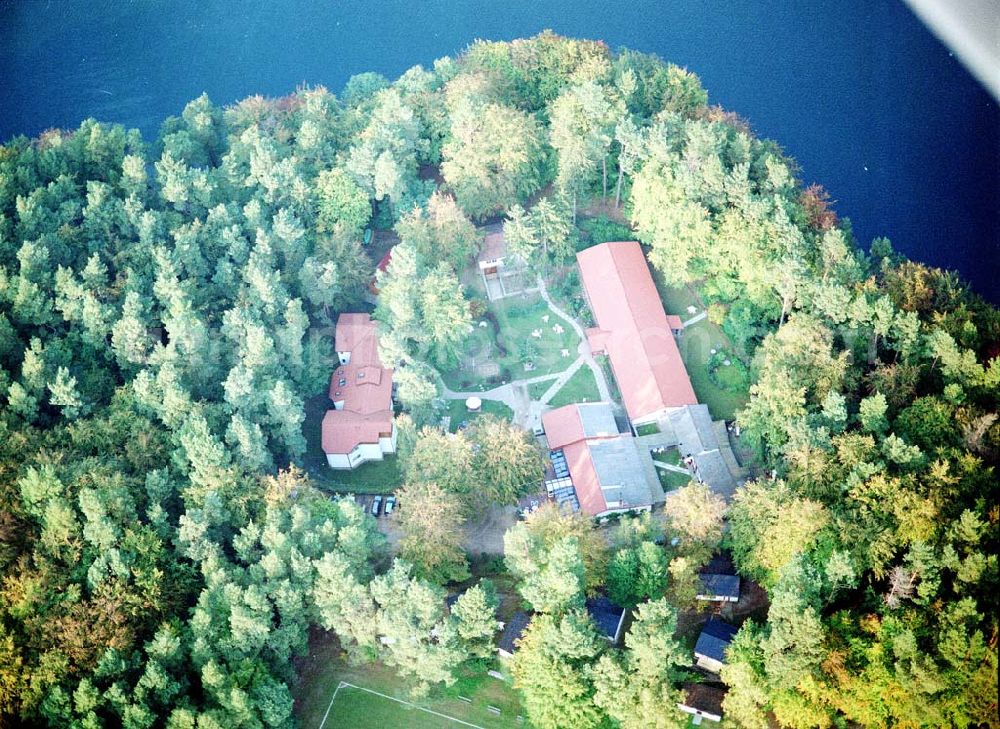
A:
587,437,654,512
694,619,738,673
497,611,532,659
696,574,741,603
665,404,738,499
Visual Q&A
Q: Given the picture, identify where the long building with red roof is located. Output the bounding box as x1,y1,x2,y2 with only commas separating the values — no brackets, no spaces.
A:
577,241,698,426
321,313,396,469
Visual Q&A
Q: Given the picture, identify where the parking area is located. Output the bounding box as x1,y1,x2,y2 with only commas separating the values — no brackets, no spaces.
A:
353,492,398,518
352,495,520,557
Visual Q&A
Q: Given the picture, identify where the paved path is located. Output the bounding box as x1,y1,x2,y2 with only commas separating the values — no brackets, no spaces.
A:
634,431,678,449
653,461,691,474
442,276,616,430
683,310,707,327
535,275,613,402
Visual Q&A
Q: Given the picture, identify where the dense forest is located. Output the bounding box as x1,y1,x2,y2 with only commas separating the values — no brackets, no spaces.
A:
0,32,996,728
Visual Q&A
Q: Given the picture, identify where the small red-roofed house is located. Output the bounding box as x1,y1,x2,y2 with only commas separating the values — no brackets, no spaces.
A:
322,313,396,469
577,241,697,427
368,248,394,297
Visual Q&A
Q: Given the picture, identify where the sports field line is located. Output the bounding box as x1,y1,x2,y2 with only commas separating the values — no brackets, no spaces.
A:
317,681,487,729
319,681,347,729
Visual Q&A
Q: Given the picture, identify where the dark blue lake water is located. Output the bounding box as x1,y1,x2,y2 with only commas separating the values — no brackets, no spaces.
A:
1,0,997,301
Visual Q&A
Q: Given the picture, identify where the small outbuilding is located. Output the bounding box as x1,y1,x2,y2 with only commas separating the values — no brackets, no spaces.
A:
696,553,741,603
694,619,738,673
497,611,531,660
585,596,627,644
677,683,726,724
696,574,741,603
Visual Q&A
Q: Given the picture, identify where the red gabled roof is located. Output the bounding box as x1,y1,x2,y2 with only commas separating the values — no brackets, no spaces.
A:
542,405,587,450
323,313,394,455
369,248,394,296
376,249,394,274
335,313,379,355
577,242,697,421
328,360,392,416
541,403,621,517
321,410,393,454
563,441,606,516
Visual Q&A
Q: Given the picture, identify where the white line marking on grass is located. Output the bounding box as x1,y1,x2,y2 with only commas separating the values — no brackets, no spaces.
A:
319,682,486,729
318,681,347,729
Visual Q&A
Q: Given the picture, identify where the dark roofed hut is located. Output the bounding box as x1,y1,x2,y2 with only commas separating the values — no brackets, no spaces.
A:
585,596,627,644
697,552,741,603
497,611,531,659
677,683,726,723
694,619,738,673
696,573,740,603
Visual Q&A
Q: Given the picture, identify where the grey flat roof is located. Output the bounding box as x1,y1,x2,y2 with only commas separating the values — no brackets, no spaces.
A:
578,402,619,438
667,405,736,497
588,436,654,509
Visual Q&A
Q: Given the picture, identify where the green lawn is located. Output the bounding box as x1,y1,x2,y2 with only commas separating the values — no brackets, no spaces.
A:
320,685,458,728
446,398,514,433
548,366,601,408
315,457,403,494
294,633,526,729
635,422,660,437
651,447,682,466
527,378,556,401
676,319,749,421
656,467,692,492
645,273,749,421
443,294,580,390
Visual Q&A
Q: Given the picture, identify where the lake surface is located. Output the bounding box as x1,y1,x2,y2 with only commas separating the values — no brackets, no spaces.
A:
1,0,997,301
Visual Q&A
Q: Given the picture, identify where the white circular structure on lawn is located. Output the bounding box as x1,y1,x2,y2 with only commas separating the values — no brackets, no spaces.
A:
466,396,482,411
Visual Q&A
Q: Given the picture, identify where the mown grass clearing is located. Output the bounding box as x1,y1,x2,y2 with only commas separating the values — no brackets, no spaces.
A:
635,422,660,436
319,683,479,729
548,366,600,408
446,399,514,433
645,273,750,421
444,294,580,390
676,319,748,421
657,467,692,492
295,630,525,729
651,447,682,466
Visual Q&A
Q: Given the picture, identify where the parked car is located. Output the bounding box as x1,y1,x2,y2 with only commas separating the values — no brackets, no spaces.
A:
371,495,382,517
384,495,396,515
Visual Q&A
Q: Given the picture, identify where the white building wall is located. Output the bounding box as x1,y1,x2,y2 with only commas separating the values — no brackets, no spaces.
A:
694,654,725,674
379,425,397,454
676,704,722,723
327,425,397,470
326,452,352,469
695,594,739,603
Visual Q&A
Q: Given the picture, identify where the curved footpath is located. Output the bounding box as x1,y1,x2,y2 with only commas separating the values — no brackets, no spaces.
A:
441,276,614,430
